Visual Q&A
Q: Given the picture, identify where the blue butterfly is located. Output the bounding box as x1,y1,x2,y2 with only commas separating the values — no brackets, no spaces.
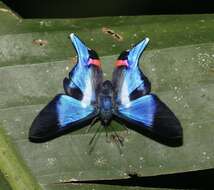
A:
29,33,182,144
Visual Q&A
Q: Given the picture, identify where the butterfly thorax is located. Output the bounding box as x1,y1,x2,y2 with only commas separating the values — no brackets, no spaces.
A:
98,80,114,126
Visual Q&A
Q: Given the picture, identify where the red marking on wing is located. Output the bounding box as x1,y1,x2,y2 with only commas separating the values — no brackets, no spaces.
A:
88,58,101,67
115,60,128,67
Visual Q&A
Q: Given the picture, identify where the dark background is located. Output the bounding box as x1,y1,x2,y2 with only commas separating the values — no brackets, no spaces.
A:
3,0,214,18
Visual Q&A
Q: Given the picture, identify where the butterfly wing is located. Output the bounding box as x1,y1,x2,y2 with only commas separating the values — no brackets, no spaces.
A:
29,34,102,142
29,94,98,142
63,33,103,105
114,94,182,139
112,38,182,140
112,38,151,106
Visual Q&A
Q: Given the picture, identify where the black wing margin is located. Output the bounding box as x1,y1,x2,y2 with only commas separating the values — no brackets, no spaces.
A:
29,34,102,142
112,38,183,146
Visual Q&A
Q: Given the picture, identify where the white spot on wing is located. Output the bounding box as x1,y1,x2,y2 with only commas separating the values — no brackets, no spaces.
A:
81,76,92,107
121,80,130,107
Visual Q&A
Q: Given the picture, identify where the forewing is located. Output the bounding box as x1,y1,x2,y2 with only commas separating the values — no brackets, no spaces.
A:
112,38,151,106
114,94,182,139
64,33,103,105
29,34,102,142
29,94,98,142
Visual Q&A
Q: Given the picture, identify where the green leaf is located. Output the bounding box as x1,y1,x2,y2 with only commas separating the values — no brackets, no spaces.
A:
0,171,12,190
0,127,41,190
0,1,214,189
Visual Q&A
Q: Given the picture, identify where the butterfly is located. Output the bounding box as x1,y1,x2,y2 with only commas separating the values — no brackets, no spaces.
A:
29,33,182,145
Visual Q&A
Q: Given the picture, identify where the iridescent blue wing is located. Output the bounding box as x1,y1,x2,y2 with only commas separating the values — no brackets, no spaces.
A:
112,38,182,140
29,94,98,142
64,33,103,105
112,38,151,106
114,94,182,139
29,34,102,142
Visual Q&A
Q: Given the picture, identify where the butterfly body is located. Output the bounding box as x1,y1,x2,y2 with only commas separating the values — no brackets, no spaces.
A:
98,80,114,126
29,33,182,145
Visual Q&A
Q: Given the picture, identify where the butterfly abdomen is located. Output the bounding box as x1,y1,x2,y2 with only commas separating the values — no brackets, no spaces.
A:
99,80,114,126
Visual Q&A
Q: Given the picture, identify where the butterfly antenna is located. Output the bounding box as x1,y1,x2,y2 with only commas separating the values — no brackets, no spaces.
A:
85,117,98,133
89,124,101,146
108,126,123,154
88,124,103,154
104,126,110,143
111,126,124,147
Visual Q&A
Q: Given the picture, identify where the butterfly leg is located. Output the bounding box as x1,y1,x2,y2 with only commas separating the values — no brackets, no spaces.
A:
108,127,123,154
89,125,101,145
88,124,104,154
85,117,99,133
111,127,124,147
104,126,111,143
